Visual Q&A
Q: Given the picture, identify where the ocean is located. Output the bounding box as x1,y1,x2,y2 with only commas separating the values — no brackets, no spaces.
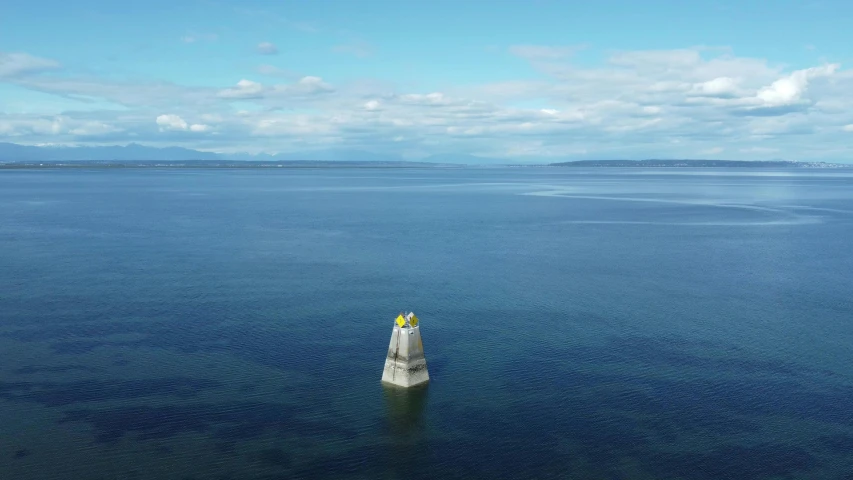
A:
1,167,852,479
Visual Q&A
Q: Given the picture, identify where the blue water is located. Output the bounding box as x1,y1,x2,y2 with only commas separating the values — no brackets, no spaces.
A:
1,167,852,479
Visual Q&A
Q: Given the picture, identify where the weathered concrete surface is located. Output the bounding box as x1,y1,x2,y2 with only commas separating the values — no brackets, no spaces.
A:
381,324,429,388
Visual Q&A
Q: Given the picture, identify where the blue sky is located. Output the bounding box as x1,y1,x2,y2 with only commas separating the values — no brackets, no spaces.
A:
1,0,852,161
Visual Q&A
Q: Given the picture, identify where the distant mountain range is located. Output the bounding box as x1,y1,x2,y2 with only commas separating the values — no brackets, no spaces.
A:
548,159,843,168
0,142,846,168
0,142,496,164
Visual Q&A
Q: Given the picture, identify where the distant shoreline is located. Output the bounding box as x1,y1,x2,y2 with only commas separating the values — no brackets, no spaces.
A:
0,159,847,169
0,160,464,170
547,159,846,168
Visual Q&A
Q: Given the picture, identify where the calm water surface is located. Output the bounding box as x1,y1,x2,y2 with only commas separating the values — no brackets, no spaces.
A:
1,167,852,479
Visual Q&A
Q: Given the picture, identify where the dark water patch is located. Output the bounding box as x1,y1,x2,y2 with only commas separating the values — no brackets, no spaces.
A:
14,365,99,375
32,316,373,382
573,335,807,378
818,434,853,454
13,449,30,459
646,443,817,480
59,401,357,445
153,445,173,455
418,439,570,480
423,355,447,377
430,400,648,479
490,338,853,476
285,444,391,480
0,377,220,406
2,319,172,342
51,340,108,354
255,448,292,468
505,335,853,429
214,441,236,454
645,377,853,426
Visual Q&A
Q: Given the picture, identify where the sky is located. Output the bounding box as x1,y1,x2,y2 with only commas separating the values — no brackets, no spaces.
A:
1,0,853,162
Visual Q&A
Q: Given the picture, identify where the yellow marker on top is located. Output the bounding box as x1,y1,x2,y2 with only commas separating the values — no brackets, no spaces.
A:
395,314,406,327
409,313,419,327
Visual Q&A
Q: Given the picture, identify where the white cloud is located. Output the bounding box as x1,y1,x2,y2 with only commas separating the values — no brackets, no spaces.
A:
217,77,332,101
218,79,265,99
691,77,740,97
256,42,279,55
68,121,121,136
3,47,852,162
157,114,187,132
0,52,61,77
755,64,838,107
398,92,454,106
156,114,188,131
608,49,701,69
155,114,209,133
0,114,123,138
293,76,332,93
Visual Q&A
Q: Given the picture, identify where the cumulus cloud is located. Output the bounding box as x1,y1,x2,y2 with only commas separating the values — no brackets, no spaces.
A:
608,49,702,69
156,114,188,131
218,79,265,99
217,77,332,100
4,47,852,161
256,42,279,55
755,64,838,107
691,77,740,97
398,92,453,106
0,114,123,139
68,121,122,136
0,52,61,77
843,124,853,132
156,114,209,133
289,76,332,94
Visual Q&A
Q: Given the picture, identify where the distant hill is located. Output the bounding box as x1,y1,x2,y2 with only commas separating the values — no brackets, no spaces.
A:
549,159,843,168
0,142,510,165
420,153,506,165
0,143,847,168
222,149,406,163
0,142,407,163
0,142,219,162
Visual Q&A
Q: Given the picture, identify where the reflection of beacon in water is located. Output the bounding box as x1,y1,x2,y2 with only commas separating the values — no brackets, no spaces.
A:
382,381,429,440
381,311,429,387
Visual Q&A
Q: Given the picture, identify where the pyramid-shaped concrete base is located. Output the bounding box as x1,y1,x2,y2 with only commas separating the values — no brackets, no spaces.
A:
381,324,429,388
